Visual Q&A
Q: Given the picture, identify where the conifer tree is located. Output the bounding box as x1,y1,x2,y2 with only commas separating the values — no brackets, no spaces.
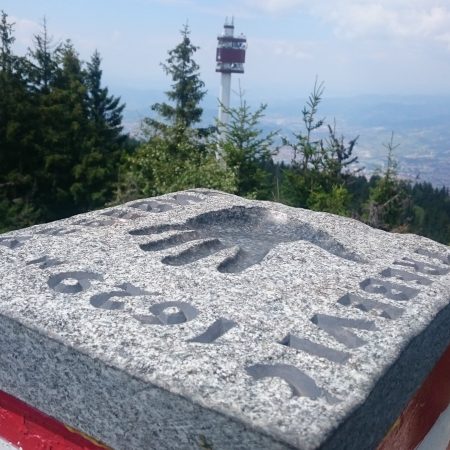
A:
34,40,90,218
0,10,19,176
119,24,234,200
280,80,358,214
28,18,59,93
214,89,277,199
0,11,14,73
0,11,40,230
280,80,326,207
0,11,130,229
70,50,126,210
86,50,125,141
365,134,411,230
146,24,206,133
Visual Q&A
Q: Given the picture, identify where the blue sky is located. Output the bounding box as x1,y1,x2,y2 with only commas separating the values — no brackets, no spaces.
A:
4,0,450,102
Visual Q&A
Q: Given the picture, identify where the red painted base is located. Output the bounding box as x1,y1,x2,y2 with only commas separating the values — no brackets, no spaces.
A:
378,344,450,450
0,390,107,450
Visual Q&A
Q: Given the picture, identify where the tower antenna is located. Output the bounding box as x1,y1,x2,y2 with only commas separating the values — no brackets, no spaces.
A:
216,18,247,132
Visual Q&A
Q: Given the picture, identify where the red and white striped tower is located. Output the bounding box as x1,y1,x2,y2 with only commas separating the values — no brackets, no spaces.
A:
216,18,247,127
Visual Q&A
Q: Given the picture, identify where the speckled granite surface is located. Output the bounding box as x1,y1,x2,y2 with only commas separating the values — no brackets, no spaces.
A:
0,189,449,450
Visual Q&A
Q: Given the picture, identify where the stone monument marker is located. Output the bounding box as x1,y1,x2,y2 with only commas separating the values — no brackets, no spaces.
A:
0,189,449,449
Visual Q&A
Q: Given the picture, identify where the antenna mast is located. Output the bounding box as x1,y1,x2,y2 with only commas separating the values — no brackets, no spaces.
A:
216,18,247,128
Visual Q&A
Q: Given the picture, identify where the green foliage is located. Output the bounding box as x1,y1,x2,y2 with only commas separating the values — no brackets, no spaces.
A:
27,17,60,93
214,90,276,199
73,50,125,211
308,185,351,216
0,11,42,227
119,26,234,201
280,79,358,215
146,24,206,133
118,127,235,200
284,79,325,175
364,134,411,230
0,197,40,233
322,122,359,185
408,183,450,244
38,41,90,218
0,11,128,231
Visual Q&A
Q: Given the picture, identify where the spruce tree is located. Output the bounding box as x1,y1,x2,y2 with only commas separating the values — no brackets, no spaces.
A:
35,40,89,219
119,24,234,200
280,80,358,214
86,50,124,141
71,50,126,210
1,12,129,229
0,10,19,177
0,11,14,73
146,24,206,133
0,11,40,230
28,17,60,93
214,89,277,199
280,80,326,208
365,134,411,230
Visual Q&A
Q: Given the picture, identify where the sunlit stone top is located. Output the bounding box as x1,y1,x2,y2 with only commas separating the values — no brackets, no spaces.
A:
0,189,449,449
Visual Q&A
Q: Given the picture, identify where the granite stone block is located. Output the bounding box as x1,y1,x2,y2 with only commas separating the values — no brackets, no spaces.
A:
0,189,449,449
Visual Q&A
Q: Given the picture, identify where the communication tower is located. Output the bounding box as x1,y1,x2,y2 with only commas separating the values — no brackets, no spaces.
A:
216,18,247,127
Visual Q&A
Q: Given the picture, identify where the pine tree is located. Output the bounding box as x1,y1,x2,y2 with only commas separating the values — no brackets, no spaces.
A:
0,10,14,73
280,80,358,214
34,40,90,219
145,24,206,133
0,11,40,230
28,17,60,93
0,10,19,176
1,13,129,229
214,89,277,199
70,50,126,210
119,24,234,200
280,80,326,207
365,133,411,230
86,50,125,141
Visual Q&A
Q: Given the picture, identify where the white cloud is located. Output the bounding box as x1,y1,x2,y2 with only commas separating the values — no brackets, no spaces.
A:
10,16,40,48
437,31,450,48
324,3,398,38
245,0,305,14
417,6,450,35
252,38,312,59
320,2,450,43
239,0,450,50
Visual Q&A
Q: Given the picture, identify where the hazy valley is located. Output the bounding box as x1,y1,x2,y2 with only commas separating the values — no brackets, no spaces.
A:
120,89,450,187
